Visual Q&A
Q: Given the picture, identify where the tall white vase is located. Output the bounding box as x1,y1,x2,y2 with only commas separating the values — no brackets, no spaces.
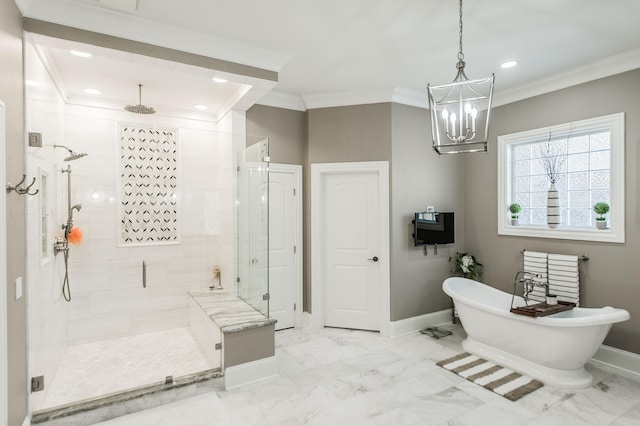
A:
547,182,560,228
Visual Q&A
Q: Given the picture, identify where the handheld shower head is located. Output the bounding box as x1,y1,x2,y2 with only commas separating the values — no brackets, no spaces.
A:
64,204,82,242
54,144,88,161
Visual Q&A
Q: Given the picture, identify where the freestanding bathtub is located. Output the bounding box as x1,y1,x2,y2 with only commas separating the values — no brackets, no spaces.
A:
443,277,630,388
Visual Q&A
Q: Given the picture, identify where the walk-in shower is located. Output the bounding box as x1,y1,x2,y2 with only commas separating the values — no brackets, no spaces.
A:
24,35,271,422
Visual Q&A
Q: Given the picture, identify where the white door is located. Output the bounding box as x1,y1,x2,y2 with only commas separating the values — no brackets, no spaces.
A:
323,171,381,331
269,165,301,330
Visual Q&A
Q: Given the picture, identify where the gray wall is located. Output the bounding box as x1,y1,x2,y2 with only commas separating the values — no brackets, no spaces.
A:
390,104,465,321
307,104,392,164
464,69,640,354
1,0,28,424
246,104,306,165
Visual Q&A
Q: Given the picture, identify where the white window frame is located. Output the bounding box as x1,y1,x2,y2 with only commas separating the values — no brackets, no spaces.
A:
497,112,625,243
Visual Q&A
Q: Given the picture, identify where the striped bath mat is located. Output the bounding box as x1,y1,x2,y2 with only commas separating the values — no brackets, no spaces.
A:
437,352,543,401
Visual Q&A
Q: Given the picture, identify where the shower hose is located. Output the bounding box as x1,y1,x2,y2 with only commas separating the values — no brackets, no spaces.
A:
62,248,72,301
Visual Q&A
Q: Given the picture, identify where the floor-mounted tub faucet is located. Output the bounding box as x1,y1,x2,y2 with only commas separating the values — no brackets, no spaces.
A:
512,271,545,306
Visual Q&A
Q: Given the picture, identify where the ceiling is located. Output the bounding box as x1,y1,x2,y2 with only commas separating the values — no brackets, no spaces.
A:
16,0,640,118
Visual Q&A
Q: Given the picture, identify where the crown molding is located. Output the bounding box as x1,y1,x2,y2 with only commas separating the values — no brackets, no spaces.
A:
302,88,396,110
259,49,640,112
256,91,307,112
492,48,640,107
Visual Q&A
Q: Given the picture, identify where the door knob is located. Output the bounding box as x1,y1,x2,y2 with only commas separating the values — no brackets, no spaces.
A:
368,256,379,262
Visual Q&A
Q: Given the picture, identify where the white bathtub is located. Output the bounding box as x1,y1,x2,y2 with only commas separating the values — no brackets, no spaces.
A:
443,277,629,388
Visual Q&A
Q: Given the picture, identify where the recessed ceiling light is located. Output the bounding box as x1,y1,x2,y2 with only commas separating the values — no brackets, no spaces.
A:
25,80,38,86
70,50,92,58
501,61,518,69
194,104,208,110
84,88,102,95
212,77,228,84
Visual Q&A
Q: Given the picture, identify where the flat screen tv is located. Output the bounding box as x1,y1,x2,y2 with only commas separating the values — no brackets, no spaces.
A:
412,212,454,246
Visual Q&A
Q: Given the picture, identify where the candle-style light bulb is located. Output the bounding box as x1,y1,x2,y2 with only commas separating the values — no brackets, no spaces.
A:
471,107,478,132
450,112,457,137
464,103,472,115
442,109,449,134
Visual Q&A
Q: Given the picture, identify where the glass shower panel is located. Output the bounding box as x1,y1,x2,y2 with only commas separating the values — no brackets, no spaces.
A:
237,139,269,316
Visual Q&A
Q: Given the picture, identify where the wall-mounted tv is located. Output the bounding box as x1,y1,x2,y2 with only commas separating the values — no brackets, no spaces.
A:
412,212,455,246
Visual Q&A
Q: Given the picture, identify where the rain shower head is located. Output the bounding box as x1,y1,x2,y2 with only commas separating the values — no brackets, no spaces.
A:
54,144,88,161
64,152,88,161
125,84,156,115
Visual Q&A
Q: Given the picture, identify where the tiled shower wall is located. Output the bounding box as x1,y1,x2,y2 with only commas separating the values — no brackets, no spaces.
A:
64,105,233,345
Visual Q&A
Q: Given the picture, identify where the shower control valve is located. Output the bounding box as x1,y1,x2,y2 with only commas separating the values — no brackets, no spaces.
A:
53,237,69,256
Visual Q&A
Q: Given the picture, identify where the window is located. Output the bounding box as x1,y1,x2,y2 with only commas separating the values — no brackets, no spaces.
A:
498,113,625,243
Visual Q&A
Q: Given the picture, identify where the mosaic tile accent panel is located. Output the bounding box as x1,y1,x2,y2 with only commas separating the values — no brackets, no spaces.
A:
119,125,178,245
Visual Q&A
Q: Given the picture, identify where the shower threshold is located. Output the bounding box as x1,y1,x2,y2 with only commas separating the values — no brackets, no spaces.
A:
31,368,223,425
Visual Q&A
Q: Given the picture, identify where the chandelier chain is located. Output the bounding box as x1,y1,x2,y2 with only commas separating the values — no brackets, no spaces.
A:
458,0,464,61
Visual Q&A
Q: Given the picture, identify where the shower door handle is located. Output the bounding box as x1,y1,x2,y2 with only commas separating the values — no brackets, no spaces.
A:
142,260,147,288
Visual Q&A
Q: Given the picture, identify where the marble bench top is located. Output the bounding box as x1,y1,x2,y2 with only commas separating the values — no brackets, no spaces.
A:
188,290,276,334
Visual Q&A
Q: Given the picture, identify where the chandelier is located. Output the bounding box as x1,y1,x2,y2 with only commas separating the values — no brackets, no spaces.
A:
427,0,495,155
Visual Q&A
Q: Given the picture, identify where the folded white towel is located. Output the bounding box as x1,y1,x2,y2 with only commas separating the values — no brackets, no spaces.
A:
524,251,548,259
547,254,579,305
548,254,580,262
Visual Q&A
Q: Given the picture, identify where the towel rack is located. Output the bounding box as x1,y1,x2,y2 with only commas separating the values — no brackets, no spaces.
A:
521,249,588,261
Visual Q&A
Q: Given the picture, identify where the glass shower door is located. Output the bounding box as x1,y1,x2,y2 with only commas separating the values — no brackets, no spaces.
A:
237,139,269,316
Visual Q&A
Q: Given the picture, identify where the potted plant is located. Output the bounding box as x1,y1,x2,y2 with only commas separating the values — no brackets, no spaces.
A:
509,203,521,226
453,252,484,281
594,202,609,229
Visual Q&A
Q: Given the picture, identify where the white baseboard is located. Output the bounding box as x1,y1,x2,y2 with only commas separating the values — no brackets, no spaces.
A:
224,356,278,390
301,312,313,329
589,344,640,381
388,309,453,338
22,416,30,426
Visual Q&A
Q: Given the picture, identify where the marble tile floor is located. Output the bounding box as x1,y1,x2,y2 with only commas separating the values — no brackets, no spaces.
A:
43,327,213,410
87,324,640,426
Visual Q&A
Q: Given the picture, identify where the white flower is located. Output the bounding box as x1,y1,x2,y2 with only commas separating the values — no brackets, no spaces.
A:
460,255,473,273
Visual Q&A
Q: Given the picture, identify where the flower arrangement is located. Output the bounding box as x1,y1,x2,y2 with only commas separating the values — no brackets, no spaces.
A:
453,252,484,281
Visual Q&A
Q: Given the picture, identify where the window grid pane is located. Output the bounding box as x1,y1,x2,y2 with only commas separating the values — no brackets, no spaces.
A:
510,131,611,228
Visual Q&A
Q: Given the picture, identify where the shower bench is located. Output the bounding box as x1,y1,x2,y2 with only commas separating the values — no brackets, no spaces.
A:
188,290,277,389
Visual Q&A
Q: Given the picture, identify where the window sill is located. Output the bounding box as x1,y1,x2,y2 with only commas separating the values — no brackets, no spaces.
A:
498,223,624,243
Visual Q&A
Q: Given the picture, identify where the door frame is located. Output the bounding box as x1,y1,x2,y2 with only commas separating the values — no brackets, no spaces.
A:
311,161,390,335
269,163,303,328
0,101,8,421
